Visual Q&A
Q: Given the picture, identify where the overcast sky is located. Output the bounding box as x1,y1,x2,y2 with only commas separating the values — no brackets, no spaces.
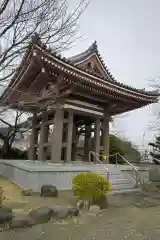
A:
66,0,160,149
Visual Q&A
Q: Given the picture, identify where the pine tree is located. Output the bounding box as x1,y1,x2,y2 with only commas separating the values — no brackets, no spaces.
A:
149,136,160,164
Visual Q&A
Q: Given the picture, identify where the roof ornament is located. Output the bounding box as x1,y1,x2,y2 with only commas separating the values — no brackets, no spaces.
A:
31,33,41,44
89,41,98,53
31,33,48,51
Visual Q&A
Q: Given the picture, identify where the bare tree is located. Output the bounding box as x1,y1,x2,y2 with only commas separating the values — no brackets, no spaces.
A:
0,0,90,156
0,109,27,158
0,0,90,83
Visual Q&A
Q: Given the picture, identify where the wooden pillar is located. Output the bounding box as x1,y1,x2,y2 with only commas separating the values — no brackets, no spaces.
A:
103,110,110,163
51,107,64,162
28,113,38,160
38,111,49,161
84,124,91,161
66,110,73,162
94,119,101,162
71,123,77,161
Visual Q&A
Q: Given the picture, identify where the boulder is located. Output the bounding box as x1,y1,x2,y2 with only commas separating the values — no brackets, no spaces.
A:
89,205,100,214
76,200,84,210
0,206,13,224
67,207,79,217
40,185,58,197
10,214,34,228
53,207,79,220
28,207,54,224
149,167,160,182
21,189,33,196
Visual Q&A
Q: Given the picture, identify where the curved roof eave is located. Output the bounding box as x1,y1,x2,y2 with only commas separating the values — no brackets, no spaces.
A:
68,41,160,99
1,35,159,104
35,44,159,102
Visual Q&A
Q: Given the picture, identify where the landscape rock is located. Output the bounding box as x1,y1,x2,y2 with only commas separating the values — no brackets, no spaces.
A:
21,189,33,196
28,207,54,224
89,205,100,214
134,198,159,208
67,207,79,217
41,185,58,197
76,200,84,210
53,207,79,220
10,214,34,228
0,206,13,224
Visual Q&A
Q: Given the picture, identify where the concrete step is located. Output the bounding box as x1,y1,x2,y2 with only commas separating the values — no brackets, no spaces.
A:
111,183,136,190
94,172,133,182
109,175,133,180
92,169,122,174
93,171,133,180
88,164,138,193
110,188,141,195
94,172,136,191
110,178,133,185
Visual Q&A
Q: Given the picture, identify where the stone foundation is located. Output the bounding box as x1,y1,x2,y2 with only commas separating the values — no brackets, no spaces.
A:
0,160,150,193
0,160,91,192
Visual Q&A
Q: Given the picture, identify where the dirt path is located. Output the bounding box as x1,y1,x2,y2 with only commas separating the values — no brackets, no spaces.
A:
1,205,160,240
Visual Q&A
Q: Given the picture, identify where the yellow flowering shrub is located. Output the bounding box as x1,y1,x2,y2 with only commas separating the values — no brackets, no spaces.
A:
72,172,111,203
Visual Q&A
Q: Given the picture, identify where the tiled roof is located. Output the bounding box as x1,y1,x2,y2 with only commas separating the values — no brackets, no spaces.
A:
68,41,159,97
1,34,159,103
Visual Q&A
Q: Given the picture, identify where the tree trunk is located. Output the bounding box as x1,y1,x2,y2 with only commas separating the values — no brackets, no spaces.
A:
1,137,10,159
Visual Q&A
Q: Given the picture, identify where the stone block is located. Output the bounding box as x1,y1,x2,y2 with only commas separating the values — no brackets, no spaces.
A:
76,200,84,210
89,205,100,214
21,189,33,196
40,185,58,197
53,207,79,220
28,207,54,224
10,214,34,228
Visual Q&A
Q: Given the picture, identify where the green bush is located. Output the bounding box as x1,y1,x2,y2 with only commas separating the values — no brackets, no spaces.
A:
72,172,111,204
0,147,28,159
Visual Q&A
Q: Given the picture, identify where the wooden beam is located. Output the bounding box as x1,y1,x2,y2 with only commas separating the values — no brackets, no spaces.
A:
73,91,109,104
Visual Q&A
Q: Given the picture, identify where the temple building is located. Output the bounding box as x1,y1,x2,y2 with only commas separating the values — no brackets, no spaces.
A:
1,35,159,163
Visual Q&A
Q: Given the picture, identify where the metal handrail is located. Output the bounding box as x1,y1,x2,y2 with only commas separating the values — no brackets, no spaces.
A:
115,153,141,186
89,151,109,180
116,153,138,171
93,152,118,163
88,151,144,186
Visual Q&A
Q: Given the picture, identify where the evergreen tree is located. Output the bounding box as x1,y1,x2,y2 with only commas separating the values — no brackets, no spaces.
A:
148,136,160,164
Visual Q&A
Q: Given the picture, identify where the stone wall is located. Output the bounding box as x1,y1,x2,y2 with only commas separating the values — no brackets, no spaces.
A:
0,160,91,192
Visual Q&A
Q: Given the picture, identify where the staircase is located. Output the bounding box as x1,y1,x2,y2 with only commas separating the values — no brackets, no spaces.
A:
90,164,140,194
89,152,142,194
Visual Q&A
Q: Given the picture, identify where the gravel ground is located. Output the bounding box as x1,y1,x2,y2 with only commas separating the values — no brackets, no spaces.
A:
1,205,160,240
0,175,160,239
